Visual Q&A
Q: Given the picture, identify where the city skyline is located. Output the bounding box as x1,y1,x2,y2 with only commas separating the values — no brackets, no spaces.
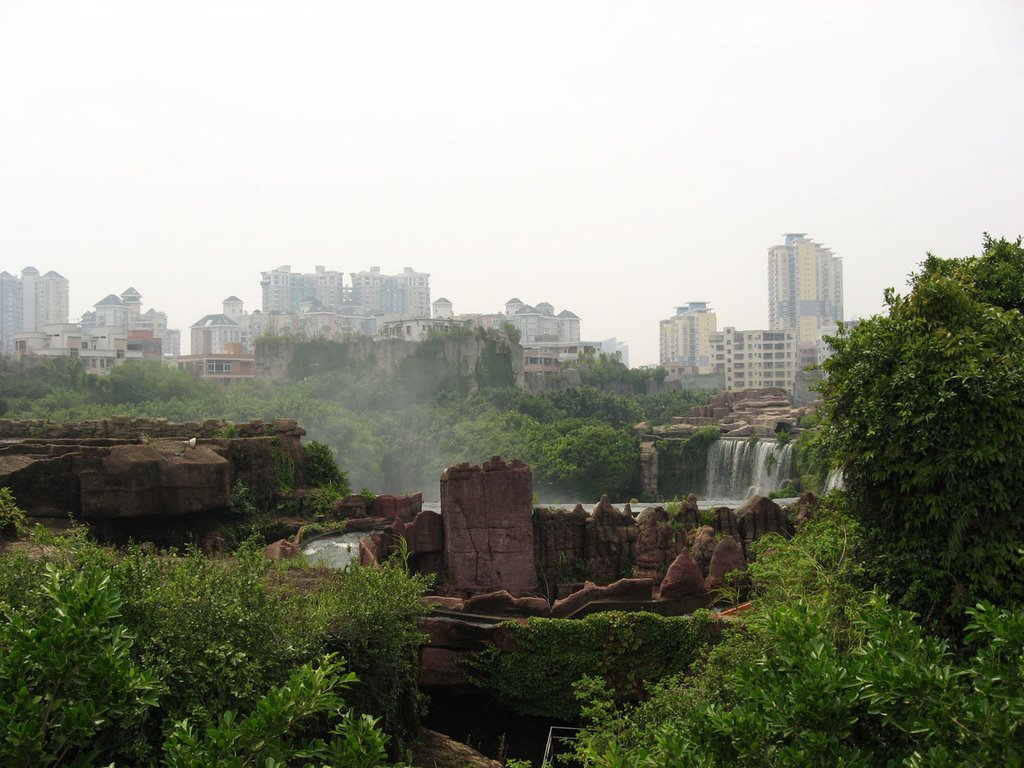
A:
2,1,1022,365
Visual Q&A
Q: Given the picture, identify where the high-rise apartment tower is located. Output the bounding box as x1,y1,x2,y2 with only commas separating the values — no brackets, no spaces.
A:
767,234,843,348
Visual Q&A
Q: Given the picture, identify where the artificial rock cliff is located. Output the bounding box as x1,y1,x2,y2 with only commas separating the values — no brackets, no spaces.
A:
0,418,307,541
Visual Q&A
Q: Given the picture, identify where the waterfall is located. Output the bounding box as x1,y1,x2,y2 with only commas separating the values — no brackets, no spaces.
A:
824,468,845,492
705,438,795,500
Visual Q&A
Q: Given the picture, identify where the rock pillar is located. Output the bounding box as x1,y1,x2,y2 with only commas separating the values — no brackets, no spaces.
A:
441,456,538,596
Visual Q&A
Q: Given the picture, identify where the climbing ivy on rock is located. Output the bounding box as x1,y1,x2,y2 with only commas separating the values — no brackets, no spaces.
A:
466,610,716,721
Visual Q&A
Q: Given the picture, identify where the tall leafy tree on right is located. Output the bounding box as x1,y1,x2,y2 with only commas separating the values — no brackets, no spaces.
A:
820,235,1024,633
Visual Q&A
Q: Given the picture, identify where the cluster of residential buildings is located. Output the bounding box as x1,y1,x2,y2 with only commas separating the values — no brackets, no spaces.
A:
3,233,846,395
0,263,626,384
659,233,845,393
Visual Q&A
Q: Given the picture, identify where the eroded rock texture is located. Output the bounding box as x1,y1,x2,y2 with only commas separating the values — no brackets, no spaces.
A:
441,457,537,596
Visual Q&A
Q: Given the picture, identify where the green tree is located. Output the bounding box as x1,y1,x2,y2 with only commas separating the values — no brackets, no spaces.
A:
103,360,209,405
534,422,639,501
820,235,1024,628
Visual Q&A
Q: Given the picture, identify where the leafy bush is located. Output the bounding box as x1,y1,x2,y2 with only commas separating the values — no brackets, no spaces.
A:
820,235,1024,627
0,486,26,537
162,656,396,768
305,562,433,752
0,561,159,767
107,539,309,737
572,503,1024,767
305,440,352,496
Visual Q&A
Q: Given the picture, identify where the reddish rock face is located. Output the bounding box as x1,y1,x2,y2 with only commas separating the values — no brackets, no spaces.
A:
549,578,654,618
441,457,537,596
634,509,680,581
265,538,299,560
371,493,423,522
705,536,747,593
689,525,718,579
464,590,550,617
78,444,231,519
658,549,707,603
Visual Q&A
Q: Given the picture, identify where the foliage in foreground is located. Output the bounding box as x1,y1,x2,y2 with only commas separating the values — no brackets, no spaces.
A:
0,530,427,766
572,504,1024,767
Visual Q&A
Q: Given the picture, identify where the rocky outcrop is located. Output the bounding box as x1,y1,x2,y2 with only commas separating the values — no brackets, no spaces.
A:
0,418,312,547
532,504,588,590
689,525,718,579
441,457,537,596
634,506,680,580
733,495,790,558
658,549,707,604
464,590,550,617
372,493,423,521
705,536,747,593
78,444,230,519
550,578,655,618
584,495,638,584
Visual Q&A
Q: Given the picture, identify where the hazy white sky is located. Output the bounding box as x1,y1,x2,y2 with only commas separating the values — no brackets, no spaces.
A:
1,0,1022,365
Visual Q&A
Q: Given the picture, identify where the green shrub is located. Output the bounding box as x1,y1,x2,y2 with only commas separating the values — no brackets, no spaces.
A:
820,236,1024,627
306,562,433,752
105,538,312,749
0,487,26,537
768,482,798,499
305,440,351,496
572,504,1024,767
162,656,396,768
0,561,159,767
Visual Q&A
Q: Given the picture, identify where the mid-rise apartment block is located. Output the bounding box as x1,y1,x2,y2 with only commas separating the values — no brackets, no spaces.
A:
79,288,181,358
767,233,843,353
710,327,797,392
659,301,717,373
503,298,581,345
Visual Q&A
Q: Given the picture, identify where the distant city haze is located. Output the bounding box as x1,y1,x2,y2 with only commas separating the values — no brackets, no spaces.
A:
1,1,1022,364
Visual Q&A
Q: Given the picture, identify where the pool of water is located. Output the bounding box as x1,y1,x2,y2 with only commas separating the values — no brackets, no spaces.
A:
300,532,368,569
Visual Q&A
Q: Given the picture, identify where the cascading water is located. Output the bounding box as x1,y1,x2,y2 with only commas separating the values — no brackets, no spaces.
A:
824,468,845,492
705,438,795,499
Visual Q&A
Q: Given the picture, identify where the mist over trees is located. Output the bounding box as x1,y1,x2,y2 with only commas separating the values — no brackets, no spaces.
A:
0,345,704,502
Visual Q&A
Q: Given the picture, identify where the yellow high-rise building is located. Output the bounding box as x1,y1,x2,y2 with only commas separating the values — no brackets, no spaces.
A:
767,234,843,354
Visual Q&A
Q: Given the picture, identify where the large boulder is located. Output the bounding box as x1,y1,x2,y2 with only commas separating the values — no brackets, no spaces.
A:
550,578,654,618
464,590,550,616
634,507,678,580
689,525,718,579
585,496,638,584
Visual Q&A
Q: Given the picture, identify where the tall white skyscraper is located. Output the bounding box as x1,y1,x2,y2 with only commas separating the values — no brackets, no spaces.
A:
767,234,843,349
